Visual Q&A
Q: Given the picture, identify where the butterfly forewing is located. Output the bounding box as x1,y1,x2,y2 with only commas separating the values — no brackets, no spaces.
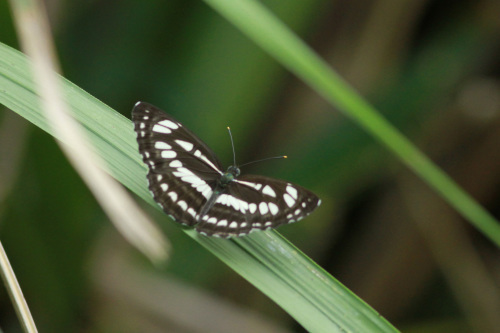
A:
132,101,321,238
132,102,223,226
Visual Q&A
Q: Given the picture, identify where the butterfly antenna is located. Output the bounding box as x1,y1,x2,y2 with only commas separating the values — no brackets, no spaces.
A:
227,127,237,166
239,155,287,168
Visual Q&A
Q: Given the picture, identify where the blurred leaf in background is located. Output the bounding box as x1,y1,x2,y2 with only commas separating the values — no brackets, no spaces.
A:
0,0,499,332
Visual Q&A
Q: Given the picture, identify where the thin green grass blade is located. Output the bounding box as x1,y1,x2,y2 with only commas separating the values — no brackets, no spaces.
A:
0,43,398,332
202,0,500,246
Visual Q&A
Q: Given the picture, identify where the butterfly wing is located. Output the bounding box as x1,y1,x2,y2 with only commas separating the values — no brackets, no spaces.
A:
132,102,224,227
195,174,321,237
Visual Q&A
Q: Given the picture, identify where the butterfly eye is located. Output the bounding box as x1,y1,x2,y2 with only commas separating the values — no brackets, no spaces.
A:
226,166,241,177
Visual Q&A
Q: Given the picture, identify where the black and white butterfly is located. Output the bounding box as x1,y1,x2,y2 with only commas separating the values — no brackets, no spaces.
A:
132,102,321,238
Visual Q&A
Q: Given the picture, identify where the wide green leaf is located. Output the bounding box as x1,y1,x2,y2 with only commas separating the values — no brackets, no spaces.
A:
0,42,397,332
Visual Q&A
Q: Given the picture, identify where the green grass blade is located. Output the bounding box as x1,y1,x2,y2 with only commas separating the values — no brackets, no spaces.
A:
202,0,500,246
0,43,398,332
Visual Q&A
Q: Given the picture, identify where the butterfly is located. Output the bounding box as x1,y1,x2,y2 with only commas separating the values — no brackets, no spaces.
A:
132,102,321,238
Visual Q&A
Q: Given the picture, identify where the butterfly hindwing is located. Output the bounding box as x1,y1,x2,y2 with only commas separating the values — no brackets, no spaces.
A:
195,175,321,237
132,102,223,226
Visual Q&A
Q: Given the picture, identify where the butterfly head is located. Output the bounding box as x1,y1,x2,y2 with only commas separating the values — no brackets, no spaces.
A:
220,165,241,186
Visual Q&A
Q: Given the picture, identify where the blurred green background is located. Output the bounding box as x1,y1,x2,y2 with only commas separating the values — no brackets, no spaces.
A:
1,0,500,332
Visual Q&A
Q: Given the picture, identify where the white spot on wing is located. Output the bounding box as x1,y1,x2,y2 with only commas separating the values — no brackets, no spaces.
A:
173,167,194,177
268,202,279,215
175,139,194,151
155,141,172,149
178,200,188,211
160,183,168,192
152,124,171,134
207,217,217,224
158,119,179,129
229,221,238,228
286,185,298,199
216,194,229,205
182,175,204,185
173,168,207,191
283,193,295,207
216,194,248,214
169,160,182,168
235,180,262,191
259,202,269,215
249,203,257,214
168,191,178,202
227,195,240,212
199,185,212,199
262,185,276,197
239,200,249,213
200,155,223,174
161,150,177,158
218,220,228,227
